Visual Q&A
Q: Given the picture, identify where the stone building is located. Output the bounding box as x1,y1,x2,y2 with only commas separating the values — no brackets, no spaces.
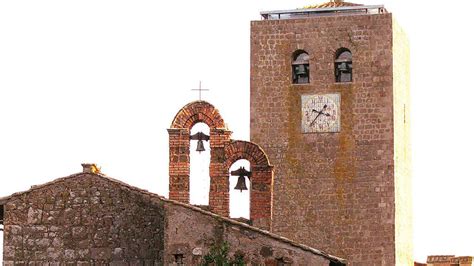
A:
1,1,412,265
0,165,345,265
416,255,474,266
250,1,411,265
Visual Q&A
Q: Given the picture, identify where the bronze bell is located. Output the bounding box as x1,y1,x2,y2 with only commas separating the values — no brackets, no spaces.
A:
196,139,205,152
295,64,307,75
338,62,348,71
230,166,252,192
234,175,248,192
190,131,210,153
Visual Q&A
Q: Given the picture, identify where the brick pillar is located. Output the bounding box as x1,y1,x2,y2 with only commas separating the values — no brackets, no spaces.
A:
250,165,274,231
168,128,190,203
209,128,232,217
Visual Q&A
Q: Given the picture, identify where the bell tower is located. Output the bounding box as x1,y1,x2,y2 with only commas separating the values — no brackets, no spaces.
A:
168,100,275,230
250,2,411,265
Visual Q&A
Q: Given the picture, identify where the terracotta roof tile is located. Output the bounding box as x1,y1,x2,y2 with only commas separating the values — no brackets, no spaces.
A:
304,1,362,9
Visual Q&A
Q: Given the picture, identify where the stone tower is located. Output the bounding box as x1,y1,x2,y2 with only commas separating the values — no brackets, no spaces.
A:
250,2,411,265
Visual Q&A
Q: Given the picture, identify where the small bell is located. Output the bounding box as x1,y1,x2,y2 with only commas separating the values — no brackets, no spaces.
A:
338,62,348,72
196,139,205,153
190,131,210,153
230,166,252,192
234,175,248,192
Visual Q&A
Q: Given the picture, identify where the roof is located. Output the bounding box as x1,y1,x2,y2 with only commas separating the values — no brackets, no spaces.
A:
303,1,363,9
0,171,346,264
260,2,386,20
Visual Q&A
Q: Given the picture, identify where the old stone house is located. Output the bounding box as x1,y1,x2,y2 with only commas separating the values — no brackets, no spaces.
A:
0,167,345,265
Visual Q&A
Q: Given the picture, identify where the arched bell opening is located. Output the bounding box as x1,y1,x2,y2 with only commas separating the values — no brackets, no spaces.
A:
229,159,250,219
168,101,231,213
334,47,352,83
189,122,211,206
292,50,310,84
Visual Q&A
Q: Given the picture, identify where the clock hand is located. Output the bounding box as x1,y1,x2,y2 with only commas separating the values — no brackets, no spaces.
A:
310,104,328,126
310,105,328,124
310,113,322,126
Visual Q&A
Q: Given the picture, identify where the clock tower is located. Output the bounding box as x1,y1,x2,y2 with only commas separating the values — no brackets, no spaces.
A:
250,2,411,265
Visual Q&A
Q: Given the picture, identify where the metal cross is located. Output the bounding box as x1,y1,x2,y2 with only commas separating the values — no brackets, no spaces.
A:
191,81,209,101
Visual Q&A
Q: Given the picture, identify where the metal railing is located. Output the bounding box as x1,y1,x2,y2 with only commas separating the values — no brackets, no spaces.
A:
261,5,386,20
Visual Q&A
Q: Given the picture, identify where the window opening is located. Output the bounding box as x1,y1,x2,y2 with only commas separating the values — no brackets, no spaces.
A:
292,51,310,84
190,122,211,206
229,159,250,219
174,253,184,266
335,49,352,83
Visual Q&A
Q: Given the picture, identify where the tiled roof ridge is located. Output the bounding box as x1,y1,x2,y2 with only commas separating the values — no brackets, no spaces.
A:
0,172,346,264
304,1,363,9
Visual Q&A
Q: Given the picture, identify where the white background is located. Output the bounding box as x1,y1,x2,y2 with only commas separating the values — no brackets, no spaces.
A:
1,0,473,262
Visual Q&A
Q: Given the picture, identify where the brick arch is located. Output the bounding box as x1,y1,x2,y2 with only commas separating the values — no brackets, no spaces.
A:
290,47,314,60
170,101,225,129
331,45,354,60
331,45,355,60
225,140,273,230
169,101,272,230
224,140,271,169
169,101,232,218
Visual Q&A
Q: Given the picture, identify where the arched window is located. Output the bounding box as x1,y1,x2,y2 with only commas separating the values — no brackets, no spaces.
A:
189,122,211,206
335,48,352,83
229,159,250,219
292,50,310,84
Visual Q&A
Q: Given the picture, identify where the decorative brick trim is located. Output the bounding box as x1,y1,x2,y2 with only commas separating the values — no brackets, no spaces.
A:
170,101,225,129
224,140,272,169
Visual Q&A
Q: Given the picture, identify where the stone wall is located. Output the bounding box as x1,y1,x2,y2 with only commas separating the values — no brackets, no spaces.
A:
250,12,409,265
2,173,165,265
163,200,341,265
2,172,345,265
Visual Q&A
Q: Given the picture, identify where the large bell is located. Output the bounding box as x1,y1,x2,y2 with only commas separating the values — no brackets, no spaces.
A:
196,139,205,153
234,175,248,192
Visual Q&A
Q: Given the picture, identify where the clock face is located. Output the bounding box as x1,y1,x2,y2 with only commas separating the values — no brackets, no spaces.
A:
301,93,341,133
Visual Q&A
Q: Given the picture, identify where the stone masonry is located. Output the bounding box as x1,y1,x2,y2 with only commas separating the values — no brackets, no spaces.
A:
0,168,346,265
1,173,166,264
250,6,411,266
